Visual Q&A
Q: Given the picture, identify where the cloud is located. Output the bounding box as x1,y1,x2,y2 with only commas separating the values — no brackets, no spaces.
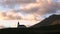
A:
0,0,37,8
20,3,40,13
0,10,41,21
0,10,44,21
0,0,59,13
0,10,24,20
19,1,55,14
0,0,60,20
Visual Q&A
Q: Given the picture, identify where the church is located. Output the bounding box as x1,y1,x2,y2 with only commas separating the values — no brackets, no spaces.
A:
17,22,26,28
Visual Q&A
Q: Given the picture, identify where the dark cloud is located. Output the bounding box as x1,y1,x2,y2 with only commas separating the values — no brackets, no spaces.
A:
0,0,37,8
20,6,40,13
5,0,36,3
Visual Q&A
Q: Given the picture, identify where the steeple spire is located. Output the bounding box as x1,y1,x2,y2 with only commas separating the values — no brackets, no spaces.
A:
18,21,19,25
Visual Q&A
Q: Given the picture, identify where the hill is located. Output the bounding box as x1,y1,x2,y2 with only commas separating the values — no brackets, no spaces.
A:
30,14,60,28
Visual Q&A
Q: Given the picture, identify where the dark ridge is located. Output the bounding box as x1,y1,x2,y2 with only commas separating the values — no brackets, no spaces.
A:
30,14,60,28
1,24,60,34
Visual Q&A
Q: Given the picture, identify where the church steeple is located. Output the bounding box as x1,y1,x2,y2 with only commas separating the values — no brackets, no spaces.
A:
18,21,20,26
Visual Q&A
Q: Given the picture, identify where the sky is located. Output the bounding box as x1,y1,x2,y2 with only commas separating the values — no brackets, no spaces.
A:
0,0,60,28
0,0,60,20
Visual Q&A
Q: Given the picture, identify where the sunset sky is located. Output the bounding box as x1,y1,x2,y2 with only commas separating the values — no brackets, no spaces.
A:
0,0,60,28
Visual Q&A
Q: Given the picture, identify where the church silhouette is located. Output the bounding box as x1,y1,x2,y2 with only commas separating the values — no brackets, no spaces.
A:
17,22,26,28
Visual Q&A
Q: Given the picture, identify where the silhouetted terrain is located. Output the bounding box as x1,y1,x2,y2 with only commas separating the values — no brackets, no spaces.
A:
30,14,60,28
1,14,60,33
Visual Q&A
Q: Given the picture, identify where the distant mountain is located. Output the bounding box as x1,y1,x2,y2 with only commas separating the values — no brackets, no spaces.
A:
30,14,60,28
